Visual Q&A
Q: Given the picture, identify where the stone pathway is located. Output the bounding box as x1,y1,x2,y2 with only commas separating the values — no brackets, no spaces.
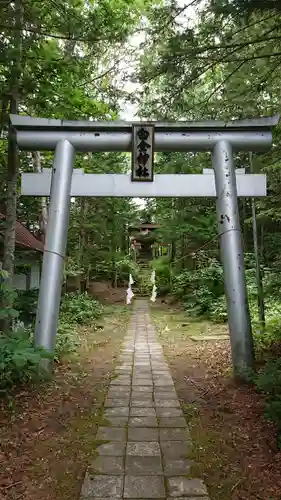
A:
80,299,210,499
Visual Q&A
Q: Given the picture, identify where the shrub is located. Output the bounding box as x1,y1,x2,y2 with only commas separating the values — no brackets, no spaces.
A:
0,274,105,391
0,329,50,393
55,318,80,358
255,359,281,448
14,289,38,325
252,301,281,354
172,260,226,320
170,257,271,323
60,292,103,324
209,295,228,322
115,256,140,285
0,271,48,393
152,257,172,296
0,269,18,329
54,292,104,358
91,253,140,285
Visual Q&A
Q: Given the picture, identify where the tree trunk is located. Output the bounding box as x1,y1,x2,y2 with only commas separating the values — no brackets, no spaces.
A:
242,198,248,251
171,240,176,261
3,1,22,273
170,198,176,262
77,199,84,292
1,0,22,331
32,151,48,242
4,107,18,284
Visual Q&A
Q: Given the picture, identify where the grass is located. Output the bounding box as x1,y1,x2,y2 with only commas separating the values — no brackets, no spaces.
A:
151,303,227,345
182,403,242,499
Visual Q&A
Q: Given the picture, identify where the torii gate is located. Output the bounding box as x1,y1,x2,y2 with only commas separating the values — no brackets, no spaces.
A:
10,113,279,378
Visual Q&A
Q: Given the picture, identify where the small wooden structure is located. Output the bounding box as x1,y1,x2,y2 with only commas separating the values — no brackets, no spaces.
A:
129,222,164,262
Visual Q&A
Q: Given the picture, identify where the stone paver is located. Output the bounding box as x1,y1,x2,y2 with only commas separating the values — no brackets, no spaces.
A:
80,299,210,499
163,458,193,476
90,456,124,475
102,416,128,427
128,427,159,441
96,426,126,442
125,456,163,475
127,442,161,456
124,475,165,498
167,478,209,497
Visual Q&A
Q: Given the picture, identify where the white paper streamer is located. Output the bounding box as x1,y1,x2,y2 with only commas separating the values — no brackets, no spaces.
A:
151,284,157,302
150,270,157,302
126,273,134,304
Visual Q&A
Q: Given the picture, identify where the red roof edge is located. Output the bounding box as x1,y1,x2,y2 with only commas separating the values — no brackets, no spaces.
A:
0,213,44,252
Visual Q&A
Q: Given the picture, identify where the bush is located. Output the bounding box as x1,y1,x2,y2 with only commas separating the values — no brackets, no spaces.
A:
91,253,140,285
172,260,226,320
255,359,281,448
54,292,104,358
252,300,281,353
152,257,172,296
0,329,50,393
55,318,81,358
0,269,19,328
14,289,38,325
115,256,140,285
169,257,271,323
0,273,105,391
0,271,48,393
209,295,228,322
60,292,103,324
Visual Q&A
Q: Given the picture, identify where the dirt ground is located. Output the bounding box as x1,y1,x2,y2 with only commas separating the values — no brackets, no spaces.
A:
88,281,127,304
0,306,130,500
151,303,281,500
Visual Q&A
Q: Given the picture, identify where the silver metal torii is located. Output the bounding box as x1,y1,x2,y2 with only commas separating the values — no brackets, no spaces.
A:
10,113,279,378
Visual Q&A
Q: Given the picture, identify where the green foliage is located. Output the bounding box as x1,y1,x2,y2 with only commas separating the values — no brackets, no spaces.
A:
152,256,172,296
0,273,47,392
0,0,153,314
134,232,157,244
252,299,281,352
55,319,81,358
0,269,19,326
64,258,85,279
0,289,105,390
14,290,38,324
255,359,281,448
208,295,228,322
172,260,226,320
0,329,51,393
60,292,103,325
55,292,104,358
115,256,140,284
212,0,281,16
90,253,140,285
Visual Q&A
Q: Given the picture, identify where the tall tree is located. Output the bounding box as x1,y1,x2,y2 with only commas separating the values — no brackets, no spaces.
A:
0,0,159,294
3,0,22,286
